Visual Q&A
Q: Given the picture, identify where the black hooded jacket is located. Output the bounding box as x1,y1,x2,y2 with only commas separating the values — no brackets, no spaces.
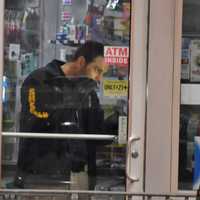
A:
17,60,104,175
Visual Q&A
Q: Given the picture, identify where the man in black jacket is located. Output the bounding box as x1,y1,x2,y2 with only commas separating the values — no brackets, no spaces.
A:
15,41,108,189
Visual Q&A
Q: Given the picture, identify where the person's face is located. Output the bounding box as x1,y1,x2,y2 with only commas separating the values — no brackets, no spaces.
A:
85,56,108,81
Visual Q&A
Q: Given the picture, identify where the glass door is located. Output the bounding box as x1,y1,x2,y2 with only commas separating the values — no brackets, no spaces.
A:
0,0,145,196
175,0,200,191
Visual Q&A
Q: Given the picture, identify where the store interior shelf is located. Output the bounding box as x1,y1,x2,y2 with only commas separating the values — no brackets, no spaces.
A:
183,33,200,38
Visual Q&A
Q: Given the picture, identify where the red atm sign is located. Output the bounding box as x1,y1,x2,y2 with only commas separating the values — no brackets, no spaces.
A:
104,46,129,67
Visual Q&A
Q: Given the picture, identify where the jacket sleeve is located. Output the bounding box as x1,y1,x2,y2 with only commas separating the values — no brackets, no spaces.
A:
87,91,118,136
20,77,52,133
86,90,104,134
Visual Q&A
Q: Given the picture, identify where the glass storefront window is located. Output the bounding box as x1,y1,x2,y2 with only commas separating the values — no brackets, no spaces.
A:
1,0,131,193
179,0,200,190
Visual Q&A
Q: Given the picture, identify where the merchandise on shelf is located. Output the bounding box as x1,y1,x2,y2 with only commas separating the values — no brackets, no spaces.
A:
62,0,72,6
3,1,41,134
181,49,190,80
190,40,200,82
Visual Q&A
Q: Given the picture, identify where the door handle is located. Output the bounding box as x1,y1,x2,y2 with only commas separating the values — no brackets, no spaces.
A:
2,132,117,141
126,136,140,182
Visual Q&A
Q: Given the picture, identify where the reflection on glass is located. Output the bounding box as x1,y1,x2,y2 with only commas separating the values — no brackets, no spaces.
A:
179,0,200,190
2,0,131,194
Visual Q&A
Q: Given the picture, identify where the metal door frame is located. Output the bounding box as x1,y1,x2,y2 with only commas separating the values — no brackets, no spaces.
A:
171,0,184,193
126,0,149,193
145,0,198,194
145,0,180,194
0,0,4,182
170,0,199,194
0,0,149,195
0,189,197,200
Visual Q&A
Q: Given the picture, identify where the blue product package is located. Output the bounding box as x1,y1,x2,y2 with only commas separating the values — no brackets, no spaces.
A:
63,0,72,5
2,76,9,102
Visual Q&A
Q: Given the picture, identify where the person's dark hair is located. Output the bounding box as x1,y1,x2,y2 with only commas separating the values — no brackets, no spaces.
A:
72,41,104,65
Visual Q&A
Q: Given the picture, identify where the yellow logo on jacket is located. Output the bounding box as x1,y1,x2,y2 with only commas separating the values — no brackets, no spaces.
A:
28,88,49,119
